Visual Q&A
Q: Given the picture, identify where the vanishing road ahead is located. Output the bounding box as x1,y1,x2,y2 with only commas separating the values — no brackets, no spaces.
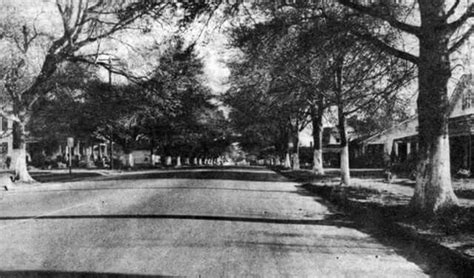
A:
0,168,432,277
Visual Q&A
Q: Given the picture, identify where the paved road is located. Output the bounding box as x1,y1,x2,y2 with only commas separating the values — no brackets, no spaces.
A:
0,168,430,277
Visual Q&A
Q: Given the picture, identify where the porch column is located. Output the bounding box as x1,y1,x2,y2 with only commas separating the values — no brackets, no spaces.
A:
406,142,411,159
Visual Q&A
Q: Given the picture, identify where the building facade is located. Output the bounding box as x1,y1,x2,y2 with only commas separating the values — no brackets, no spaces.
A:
358,74,474,172
0,116,13,169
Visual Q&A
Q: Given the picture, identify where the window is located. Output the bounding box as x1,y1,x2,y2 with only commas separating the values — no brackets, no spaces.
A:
462,90,474,110
1,117,7,132
0,142,7,154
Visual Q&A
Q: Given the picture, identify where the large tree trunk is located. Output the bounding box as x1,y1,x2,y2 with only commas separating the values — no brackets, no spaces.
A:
335,60,350,186
411,1,459,212
338,108,350,186
311,98,324,175
292,129,300,170
13,119,35,183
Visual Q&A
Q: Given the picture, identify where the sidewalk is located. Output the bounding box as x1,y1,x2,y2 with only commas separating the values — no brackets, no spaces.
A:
277,168,474,277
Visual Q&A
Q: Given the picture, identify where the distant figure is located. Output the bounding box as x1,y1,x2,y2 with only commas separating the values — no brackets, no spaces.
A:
5,156,11,169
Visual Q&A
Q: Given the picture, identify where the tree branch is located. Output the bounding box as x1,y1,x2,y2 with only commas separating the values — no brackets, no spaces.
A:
66,55,149,84
337,0,421,36
351,30,419,64
0,109,20,123
446,0,462,20
449,25,473,53
447,3,473,33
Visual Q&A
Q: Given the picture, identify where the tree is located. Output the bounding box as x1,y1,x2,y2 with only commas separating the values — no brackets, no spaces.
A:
29,39,231,169
336,0,473,212
228,13,322,169
0,1,176,181
229,3,413,181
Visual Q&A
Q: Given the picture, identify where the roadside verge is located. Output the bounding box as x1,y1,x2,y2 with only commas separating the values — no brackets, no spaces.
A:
274,168,474,277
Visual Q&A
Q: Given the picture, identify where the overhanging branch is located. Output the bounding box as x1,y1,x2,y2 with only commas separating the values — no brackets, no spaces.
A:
447,3,473,33
449,26,474,53
352,30,419,64
337,0,421,36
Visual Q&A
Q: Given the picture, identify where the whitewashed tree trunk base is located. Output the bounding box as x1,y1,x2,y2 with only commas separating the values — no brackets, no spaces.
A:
127,153,134,168
313,149,324,175
284,153,291,169
411,135,459,213
340,145,350,186
176,156,182,168
13,148,35,183
165,156,172,166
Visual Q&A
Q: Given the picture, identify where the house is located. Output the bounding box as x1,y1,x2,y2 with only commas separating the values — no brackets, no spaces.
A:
303,126,355,167
321,127,342,167
358,74,474,172
0,116,13,169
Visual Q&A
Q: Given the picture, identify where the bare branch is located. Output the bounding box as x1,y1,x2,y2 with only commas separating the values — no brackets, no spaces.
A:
449,25,473,53
446,0,462,19
66,55,149,84
447,3,473,33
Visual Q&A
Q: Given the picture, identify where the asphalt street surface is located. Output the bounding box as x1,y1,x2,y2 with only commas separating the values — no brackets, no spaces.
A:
0,168,433,277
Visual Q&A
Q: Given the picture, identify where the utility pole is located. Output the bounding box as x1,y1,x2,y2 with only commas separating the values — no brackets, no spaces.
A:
108,57,114,171
98,56,120,170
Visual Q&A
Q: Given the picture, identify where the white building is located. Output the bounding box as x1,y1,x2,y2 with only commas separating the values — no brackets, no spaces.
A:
0,116,13,169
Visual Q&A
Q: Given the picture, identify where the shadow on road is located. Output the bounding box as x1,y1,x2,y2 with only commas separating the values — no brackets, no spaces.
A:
100,170,288,183
29,167,289,184
0,212,352,227
13,186,311,195
0,270,181,278
31,172,102,183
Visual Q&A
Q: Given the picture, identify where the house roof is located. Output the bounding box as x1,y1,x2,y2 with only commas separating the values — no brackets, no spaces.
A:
361,74,473,145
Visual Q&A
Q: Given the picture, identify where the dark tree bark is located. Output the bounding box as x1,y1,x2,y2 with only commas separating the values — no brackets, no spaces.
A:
335,58,351,186
410,0,459,212
311,96,325,175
